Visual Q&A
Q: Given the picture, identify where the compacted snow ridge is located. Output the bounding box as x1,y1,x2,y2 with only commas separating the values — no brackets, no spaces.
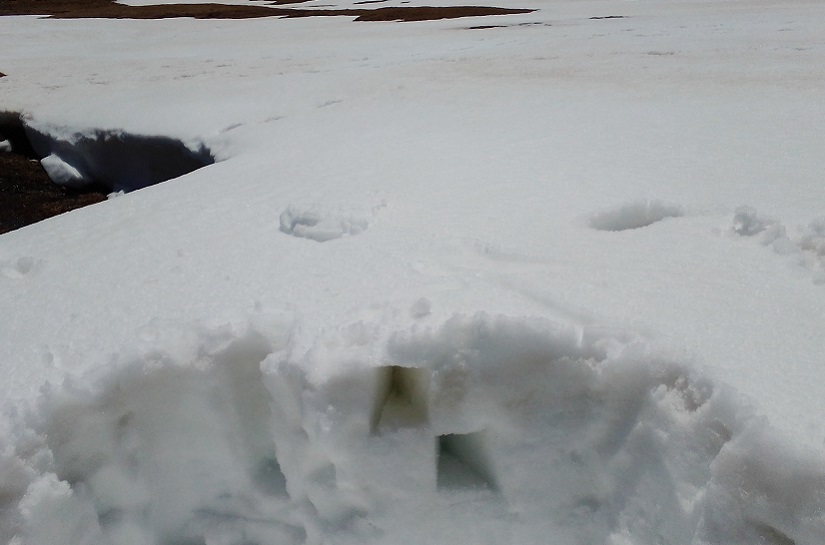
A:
2,0,825,544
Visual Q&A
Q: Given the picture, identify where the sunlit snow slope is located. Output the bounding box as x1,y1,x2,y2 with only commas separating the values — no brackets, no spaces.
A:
1,1,824,544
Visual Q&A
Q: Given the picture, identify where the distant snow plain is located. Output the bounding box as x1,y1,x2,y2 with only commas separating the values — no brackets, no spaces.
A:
1,0,824,544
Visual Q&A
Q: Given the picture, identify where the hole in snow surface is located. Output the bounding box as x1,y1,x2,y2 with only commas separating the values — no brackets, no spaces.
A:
1,112,109,233
24,124,214,193
372,365,429,432
437,431,499,491
588,199,683,231
0,111,213,232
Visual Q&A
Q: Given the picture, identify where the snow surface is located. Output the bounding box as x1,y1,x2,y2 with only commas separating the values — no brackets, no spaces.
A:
1,0,825,544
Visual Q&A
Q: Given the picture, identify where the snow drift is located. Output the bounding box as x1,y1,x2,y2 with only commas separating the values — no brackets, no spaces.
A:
2,314,823,545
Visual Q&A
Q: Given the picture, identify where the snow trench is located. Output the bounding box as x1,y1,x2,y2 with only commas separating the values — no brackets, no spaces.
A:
2,314,824,545
3,113,214,192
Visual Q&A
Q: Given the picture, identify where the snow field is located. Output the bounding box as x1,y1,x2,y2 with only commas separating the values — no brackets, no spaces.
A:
2,1,825,544
2,313,823,545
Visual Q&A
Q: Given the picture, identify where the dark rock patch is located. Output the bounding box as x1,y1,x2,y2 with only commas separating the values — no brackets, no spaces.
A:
352,6,529,22
0,0,533,22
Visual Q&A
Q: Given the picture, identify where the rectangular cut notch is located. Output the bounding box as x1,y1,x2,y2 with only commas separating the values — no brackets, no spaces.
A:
437,430,498,491
371,365,429,433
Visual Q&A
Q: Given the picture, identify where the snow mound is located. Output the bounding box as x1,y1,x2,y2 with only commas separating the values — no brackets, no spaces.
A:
2,314,824,545
589,200,684,232
279,204,373,242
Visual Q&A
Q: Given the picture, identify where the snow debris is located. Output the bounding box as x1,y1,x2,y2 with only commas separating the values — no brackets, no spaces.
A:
2,314,823,545
799,218,825,257
732,205,780,237
732,207,825,284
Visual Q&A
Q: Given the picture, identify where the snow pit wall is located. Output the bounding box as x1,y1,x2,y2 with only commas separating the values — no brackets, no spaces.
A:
2,314,824,545
1,112,214,192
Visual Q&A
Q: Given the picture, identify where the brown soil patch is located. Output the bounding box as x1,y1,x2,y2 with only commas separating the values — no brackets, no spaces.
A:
0,0,533,22
0,151,107,235
1,112,107,234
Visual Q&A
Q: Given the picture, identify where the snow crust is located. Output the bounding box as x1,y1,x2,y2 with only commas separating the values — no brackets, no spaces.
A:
2,0,825,543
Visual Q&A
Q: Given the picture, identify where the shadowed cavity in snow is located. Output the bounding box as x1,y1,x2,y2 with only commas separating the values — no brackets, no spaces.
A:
589,200,684,231
25,125,214,193
1,112,214,193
